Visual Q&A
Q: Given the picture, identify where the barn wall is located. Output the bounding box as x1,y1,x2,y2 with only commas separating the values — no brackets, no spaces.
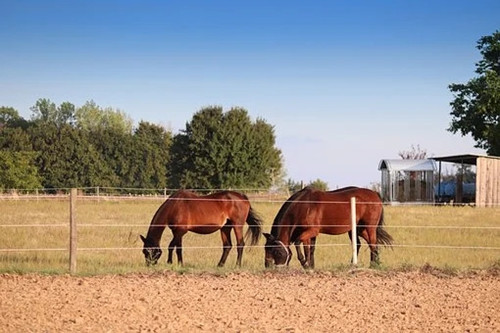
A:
476,157,500,207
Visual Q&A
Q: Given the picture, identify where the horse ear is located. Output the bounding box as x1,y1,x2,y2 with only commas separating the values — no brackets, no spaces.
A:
263,233,273,241
140,235,146,243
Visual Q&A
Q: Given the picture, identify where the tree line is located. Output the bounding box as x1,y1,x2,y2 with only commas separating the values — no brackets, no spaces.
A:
0,100,283,192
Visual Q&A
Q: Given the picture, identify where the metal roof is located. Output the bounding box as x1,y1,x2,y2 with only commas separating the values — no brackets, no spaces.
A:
431,154,500,165
378,159,436,171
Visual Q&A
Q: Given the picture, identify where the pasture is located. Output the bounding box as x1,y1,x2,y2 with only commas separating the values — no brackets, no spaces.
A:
0,196,498,275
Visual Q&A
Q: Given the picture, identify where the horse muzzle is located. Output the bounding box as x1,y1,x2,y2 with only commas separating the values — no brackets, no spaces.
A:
146,259,159,266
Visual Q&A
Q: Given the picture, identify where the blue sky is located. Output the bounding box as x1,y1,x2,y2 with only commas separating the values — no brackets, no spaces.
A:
1,1,499,188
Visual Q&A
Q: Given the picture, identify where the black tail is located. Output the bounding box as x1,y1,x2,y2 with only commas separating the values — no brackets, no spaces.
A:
376,209,394,247
245,206,263,245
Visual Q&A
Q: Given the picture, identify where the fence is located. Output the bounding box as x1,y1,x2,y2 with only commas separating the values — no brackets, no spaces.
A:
0,189,499,274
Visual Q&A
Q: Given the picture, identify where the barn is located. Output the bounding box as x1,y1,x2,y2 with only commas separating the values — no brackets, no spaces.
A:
378,159,436,204
432,154,500,207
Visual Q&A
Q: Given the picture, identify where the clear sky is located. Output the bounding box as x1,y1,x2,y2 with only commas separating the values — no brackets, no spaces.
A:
1,1,499,188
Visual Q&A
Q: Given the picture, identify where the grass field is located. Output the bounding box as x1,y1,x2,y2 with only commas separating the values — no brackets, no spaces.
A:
0,197,499,275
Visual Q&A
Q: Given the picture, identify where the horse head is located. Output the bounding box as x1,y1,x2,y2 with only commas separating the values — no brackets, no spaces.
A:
263,233,291,268
140,235,162,266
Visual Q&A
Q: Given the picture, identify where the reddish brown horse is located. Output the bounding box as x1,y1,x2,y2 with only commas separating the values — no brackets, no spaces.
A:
141,190,262,267
264,187,393,268
273,186,358,266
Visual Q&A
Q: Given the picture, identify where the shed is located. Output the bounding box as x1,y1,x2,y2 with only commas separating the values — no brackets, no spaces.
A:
432,154,500,207
378,159,436,203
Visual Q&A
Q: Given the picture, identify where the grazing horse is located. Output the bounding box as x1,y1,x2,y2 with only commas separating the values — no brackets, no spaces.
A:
264,187,393,268
273,186,358,267
140,190,262,267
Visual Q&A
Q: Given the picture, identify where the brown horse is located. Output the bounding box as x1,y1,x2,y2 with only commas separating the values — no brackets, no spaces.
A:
273,186,358,267
264,187,393,268
141,190,262,267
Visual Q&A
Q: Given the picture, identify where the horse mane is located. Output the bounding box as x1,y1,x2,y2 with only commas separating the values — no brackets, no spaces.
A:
271,187,315,236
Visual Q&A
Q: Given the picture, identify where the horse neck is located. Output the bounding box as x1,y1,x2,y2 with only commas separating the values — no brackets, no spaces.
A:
146,202,169,245
146,223,166,246
271,219,292,246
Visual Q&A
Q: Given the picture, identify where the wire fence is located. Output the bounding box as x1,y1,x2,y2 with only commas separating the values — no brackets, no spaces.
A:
1,189,499,273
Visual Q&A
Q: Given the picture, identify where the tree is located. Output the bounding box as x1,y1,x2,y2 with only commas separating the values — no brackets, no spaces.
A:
286,179,303,193
131,121,172,189
0,151,42,190
29,122,105,189
169,106,283,189
448,30,500,155
75,100,136,188
0,106,28,128
0,127,32,152
398,144,427,159
75,100,133,135
307,179,328,191
30,98,76,126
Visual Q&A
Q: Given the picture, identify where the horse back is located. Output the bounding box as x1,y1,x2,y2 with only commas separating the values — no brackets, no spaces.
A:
164,190,250,228
283,187,382,235
319,188,383,229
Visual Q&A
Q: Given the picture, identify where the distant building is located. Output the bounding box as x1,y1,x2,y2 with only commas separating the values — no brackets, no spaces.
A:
432,154,500,207
378,159,436,204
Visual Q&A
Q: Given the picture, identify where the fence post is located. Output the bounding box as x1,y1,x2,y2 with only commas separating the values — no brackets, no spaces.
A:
69,188,77,274
350,197,358,265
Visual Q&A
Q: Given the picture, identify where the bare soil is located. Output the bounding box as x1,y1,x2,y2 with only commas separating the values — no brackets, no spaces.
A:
1,269,498,332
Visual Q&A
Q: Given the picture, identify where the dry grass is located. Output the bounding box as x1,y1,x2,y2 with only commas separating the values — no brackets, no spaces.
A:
0,197,498,275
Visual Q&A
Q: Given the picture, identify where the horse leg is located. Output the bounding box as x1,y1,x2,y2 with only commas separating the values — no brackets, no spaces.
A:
217,226,232,267
309,237,317,268
294,240,306,267
167,238,175,264
348,231,362,264
301,238,313,269
298,229,319,269
233,225,245,267
172,230,187,266
360,227,379,266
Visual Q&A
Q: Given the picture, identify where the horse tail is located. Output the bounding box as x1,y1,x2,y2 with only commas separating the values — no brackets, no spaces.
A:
376,208,394,247
245,206,263,246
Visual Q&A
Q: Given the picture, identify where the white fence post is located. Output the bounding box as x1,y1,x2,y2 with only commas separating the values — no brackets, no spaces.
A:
350,197,358,265
69,188,77,274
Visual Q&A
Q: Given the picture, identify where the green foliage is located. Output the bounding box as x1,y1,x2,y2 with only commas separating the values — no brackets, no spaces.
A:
0,106,28,128
448,30,500,155
307,178,329,191
286,179,303,193
1,101,277,191
30,98,76,126
0,127,32,151
29,123,105,189
0,151,42,189
75,100,133,135
286,178,329,192
131,121,172,189
169,106,282,189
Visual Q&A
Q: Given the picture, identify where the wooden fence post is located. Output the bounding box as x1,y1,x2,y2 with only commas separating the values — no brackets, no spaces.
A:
70,188,77,274
350,197,358,265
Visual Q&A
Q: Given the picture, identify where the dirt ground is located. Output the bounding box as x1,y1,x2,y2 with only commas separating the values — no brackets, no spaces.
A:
1,269,498,332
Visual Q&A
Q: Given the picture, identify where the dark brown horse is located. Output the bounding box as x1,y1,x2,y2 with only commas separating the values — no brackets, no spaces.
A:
264,187,393,268
140,190,262,267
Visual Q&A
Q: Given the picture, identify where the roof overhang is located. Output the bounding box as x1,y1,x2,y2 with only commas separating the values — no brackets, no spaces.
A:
431,154,500,166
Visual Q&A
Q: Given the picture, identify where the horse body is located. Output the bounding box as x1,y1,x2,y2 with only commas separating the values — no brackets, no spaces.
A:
264,187,393,268
141,190,262,267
